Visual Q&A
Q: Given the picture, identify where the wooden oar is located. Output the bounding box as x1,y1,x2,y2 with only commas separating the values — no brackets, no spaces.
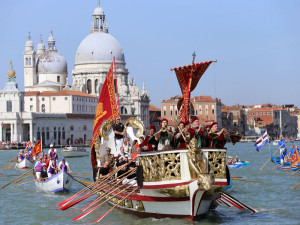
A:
0,156,17,168
93,186,139,223
13,173,32,183
73,180,137,221
60,170,136,211
71,172,92,176
81,171,136,211
291,182,300,189
11,180,36,188
259,148,279,171
231,176,258,183
6,161,17,169
72,177,90,187
291,168,300,176
1,168,34,189
57,159,134,207
272,164,280,170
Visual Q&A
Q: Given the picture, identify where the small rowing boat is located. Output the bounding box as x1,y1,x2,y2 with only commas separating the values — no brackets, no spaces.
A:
15,158,34,169
35,168,73,193
61,146,89,158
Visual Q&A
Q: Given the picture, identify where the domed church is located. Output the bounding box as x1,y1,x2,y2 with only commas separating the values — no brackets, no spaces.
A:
0,3,150,146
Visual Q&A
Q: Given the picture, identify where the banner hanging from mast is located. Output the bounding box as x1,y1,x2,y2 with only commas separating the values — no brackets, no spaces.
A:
173,61,213,123
91,63,119,170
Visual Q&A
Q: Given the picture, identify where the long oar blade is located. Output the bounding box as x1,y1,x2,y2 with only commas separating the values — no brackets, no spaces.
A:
60,193,94,210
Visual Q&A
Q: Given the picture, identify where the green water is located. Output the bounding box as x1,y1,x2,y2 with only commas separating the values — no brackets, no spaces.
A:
0,142,299,224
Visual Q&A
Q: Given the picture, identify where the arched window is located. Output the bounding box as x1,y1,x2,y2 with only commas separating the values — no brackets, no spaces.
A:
25,58,28,65
62,127,65,139
87,79,92,94
54,127,57,140
95,79,98,93
41,104,45,112
121,106,127,115
28,57,31,65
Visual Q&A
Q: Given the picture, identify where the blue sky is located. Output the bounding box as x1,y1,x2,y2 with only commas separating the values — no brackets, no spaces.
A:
1,0,300,107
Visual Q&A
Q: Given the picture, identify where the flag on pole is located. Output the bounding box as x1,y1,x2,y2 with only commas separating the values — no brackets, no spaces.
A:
90,63,119,171
32,140,42,156
291,151,300,167
254,130,269,151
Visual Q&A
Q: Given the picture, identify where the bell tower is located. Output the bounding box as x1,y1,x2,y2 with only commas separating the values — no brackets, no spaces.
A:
23,33,37,91
90,1,108,33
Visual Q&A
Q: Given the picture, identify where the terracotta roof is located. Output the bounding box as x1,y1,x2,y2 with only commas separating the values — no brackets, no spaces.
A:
192,96,215,102
25,90,97,98
149,104,160,111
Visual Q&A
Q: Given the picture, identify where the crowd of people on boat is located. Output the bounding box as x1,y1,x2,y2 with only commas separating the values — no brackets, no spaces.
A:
278,136,300,165
17,143,72,180
95,115,234,181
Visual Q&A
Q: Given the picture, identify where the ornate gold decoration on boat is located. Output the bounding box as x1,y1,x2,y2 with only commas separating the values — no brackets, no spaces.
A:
198,173,214,191
187,138,206,178
157,185,190,197
208,151,226,178
119,199,125,207
139,152,181,182
125,199,133,208
124,117,145,138
100,119,115,140
135,201,145,211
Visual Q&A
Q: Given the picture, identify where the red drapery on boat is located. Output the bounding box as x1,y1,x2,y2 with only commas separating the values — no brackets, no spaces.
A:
91,63,119,170
173,61,213,123
291,151,300,167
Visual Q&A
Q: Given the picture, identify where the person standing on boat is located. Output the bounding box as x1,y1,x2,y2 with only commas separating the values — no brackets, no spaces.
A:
174,121,194,148
143,125,156,151
207,122,226,148
278,136,286,159
191,117,208,147
34,157,43,179
280,148,288,165
113,116,126,155
148,119,174,150
48,144,58,160
58,157,72,173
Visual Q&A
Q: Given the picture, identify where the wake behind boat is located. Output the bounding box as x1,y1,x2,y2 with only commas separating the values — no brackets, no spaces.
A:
61,146,89,158
34,168,73,193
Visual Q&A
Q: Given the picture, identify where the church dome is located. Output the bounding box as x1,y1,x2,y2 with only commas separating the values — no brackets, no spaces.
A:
38,50,67,74
75,32,125,65
25,39,34,47
93,6,104,15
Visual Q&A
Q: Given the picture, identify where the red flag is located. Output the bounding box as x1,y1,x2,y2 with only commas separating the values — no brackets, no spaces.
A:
91,63,119,170
291,151,300,167
173,61,213,123
32,140,42,156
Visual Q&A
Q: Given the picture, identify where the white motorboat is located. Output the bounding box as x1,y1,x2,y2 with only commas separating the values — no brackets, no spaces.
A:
35,168,73,193
15,158,34,169
61,146,89,158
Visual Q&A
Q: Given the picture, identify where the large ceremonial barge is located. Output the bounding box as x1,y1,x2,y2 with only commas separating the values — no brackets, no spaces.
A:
57,56,257,222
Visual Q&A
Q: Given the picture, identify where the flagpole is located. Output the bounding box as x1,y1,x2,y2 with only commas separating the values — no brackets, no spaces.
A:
113,57,120,116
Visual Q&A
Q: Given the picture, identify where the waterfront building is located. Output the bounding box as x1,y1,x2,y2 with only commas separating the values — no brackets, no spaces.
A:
0,3,149,145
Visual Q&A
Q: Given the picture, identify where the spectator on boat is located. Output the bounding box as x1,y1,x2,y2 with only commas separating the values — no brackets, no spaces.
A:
280,148,288,165
117,147,127,163
148,119,174,151
207,122,226,148
228,156,233,165
123,137,131,154
101,147,115,168
40,163,48,180
58,157,72,173
34,157,43,179
99,161,110,179
143,125,156,151
278,136,286,159
116,155,128,177
18,150,25,162
47,158,59,178
139,136,146,151
233,156,241,164
113,116,126,155
130,140,139,154
122,158,137,186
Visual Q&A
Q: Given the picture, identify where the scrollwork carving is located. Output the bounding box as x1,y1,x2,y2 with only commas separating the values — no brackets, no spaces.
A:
100,119,115,140
208,151,226,178
124,117,145,138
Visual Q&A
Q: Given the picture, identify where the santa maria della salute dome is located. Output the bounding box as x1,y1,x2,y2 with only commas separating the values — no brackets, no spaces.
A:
0,3,150,146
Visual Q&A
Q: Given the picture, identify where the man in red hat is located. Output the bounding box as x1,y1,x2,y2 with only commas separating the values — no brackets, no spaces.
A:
191,117,208,147
143,125,156,151
174,121,191,148
207,122,226,148
148,118,174,150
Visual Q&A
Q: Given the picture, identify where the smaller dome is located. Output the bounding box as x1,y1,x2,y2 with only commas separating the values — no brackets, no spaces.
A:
93,6,104,15
37,36,45,50
25,37,34,47
7,68,16,78
38,50,67,74
48,31,55,42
